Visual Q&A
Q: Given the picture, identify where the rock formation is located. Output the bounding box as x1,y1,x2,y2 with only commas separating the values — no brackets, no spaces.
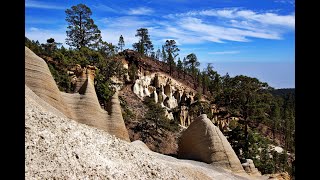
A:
25,46,130,141
178,114,245,173
242,159,262,176
132,72,195,120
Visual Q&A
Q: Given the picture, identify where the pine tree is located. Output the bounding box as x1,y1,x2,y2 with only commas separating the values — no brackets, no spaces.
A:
270,99,281,140
161,45,166,62
185,53,200,82
132,28,153,55
155,48,161,61
182,57,187,79
177,58,183,76
118,35,125,52
164,40,179,76
217,75,272,157
65,4,102,49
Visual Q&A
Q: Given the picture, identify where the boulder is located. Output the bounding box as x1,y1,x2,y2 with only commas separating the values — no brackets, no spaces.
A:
178,114,245,173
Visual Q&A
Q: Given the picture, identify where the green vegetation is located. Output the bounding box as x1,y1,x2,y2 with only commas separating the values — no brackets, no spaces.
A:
144,97,179,132
163,40,180,76
118,35,125,52
227,121,292,175
47,63,73,92
119,96,135,123
184,53,200,82
132,28,153,56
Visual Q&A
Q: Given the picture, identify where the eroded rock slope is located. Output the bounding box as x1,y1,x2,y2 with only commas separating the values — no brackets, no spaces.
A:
25,84,252,180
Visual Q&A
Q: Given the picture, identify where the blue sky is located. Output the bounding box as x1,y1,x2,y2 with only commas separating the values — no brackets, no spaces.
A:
25,0,295,88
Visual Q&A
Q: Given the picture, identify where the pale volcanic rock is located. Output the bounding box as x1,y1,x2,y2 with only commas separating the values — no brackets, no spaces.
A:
242,159,262,176
178,114,246,173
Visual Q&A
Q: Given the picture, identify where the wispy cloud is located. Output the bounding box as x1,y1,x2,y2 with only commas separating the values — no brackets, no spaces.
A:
155,8,295,45
166,8,295,28
274,0,295,5
100,11,286,48
109,16,151,27
128,7,154,15
26,16,65,25
208,51,240,55
178,17,281,43
25,0,65,10
92,4,119,13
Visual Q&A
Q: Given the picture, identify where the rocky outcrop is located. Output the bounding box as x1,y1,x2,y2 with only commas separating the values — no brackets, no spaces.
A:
242,159,261,176
178,114,245,173
25,46,130,141
179,106,191,127
132,72,195,120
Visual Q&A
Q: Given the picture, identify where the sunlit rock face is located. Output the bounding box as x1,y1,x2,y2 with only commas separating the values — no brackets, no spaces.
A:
178,114,245,173
132,72,195,120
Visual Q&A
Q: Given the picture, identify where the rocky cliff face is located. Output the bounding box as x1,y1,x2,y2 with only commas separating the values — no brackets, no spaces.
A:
25,46,130,141
130,67,237,132
132,71,196,123
120,49,237,131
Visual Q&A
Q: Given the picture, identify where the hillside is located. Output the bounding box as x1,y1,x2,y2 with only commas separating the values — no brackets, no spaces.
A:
271,88,295,98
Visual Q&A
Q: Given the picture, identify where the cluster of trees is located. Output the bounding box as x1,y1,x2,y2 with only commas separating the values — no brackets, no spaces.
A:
26,3,294,177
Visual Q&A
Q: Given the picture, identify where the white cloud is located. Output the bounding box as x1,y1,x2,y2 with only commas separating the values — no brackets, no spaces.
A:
29,27,39,31
25,0,65,10
99,10,285,48
158,8,295,45
179,17,280,43
274,0,295,5
92,4,119,13
166,8,295,28
149,26,205,44
128,7,154,15
236,10,295,28
208,51,240,55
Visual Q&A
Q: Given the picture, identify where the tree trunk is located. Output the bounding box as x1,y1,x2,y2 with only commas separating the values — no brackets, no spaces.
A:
79,12,83,49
